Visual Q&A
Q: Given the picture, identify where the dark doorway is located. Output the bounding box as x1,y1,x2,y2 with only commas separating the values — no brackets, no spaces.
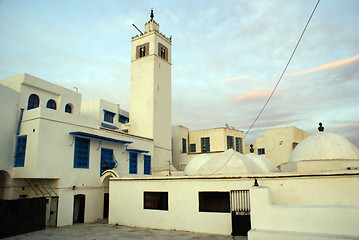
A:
0,197,46,238
103,193,109,219
230,190,251,236
232,213,251,236
73,194,85,224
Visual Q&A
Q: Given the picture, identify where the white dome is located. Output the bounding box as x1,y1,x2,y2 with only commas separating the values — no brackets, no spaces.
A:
184,154,212,176
196,149,263,175
245,153,279,172
289,132,359,162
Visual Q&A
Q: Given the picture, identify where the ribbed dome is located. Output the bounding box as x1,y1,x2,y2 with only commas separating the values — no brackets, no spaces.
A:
289,132,359,162
184,154,212,176
184,149,263,176
245,153,279,172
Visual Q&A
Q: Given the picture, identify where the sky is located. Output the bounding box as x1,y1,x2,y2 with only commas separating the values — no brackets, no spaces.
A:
1,0,358,147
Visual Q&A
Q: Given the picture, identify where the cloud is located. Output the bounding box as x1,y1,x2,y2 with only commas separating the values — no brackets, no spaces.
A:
222,76,258,84
231,88,287,103
287,54,359,77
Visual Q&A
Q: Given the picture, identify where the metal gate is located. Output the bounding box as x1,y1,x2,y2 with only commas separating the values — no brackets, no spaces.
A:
230,190,251,236
231,190,250,214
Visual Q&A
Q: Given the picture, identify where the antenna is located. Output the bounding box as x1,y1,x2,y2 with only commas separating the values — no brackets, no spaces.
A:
132,24,143,35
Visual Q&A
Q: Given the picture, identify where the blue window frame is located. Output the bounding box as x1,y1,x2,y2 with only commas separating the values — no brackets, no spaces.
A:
100,148,114,175
46,99,57,110
258,148,265,155
14,136,27,167
201,137,210,153
74,137,90,168
104,110,115,123
129,152,138,174
27,94,39,110
144,155,151,175
118,114,129,124
182,138,187,153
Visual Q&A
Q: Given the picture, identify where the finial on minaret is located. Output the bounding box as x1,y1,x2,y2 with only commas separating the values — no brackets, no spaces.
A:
318,122,324,132
150,8,154,21
250,144,254,153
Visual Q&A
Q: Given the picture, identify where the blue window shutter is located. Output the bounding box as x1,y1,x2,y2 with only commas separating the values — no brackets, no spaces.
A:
100,148,114,175
144,155,151,175
14,136,27,167
129,152,138,174
74,137,90,168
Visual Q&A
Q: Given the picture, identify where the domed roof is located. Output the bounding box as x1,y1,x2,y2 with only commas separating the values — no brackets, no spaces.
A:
245,153,279,172
289,132,359,162
184,154,212,176
184,149,263,176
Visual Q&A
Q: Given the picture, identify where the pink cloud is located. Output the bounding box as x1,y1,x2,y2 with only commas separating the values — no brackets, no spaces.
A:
222,75,258,83
231,89,272,102
288,54,359,77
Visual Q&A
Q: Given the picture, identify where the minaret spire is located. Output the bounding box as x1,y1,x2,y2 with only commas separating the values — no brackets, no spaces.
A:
150,8,154,21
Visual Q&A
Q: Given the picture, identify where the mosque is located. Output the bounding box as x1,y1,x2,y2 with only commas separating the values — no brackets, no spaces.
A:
1,11,359,240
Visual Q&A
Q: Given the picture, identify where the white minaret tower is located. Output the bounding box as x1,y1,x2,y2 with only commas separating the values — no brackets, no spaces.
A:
129,10,172,172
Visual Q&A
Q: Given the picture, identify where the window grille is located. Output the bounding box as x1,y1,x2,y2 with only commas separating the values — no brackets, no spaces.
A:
118,114,129,124
230,190,250,214
129,152,138,174
227,136,234,150
258,148,265,155
236,137,243,153
144,155,151,175
100,148,114,175
14,136,27,167
74,137,90,168
104,110,115,123
201,137,210,153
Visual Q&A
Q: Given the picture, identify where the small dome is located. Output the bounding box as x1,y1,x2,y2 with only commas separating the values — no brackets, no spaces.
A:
289,132,359,162
245,153,279,172
196,149,262,176
184,154,212,176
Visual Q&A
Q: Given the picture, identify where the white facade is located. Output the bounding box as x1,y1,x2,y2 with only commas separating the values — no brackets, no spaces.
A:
0,73,153,226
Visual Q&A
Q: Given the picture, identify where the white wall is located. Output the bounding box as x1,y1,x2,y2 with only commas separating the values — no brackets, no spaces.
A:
249,186,359,240
0,85,19,174
109,172,359,235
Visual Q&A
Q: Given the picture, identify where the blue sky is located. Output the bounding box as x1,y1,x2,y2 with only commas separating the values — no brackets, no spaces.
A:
1,0,358,147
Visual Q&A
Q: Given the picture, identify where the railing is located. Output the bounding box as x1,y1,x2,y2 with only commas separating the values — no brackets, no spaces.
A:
231,190,250,214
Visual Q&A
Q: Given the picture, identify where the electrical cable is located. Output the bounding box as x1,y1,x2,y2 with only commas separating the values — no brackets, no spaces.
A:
244,0,320,139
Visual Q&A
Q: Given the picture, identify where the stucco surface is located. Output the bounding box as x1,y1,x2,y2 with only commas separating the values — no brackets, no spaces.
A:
290,132,359,162
185,149,263,176
245,153,279,172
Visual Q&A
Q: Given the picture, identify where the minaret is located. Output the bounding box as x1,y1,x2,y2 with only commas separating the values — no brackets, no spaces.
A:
129,10,172,172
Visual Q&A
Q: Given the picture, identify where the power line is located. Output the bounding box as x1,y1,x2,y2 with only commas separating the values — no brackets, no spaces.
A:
244,0,321,139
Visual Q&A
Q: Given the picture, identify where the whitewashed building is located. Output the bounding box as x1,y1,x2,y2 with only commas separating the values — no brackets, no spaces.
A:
0,11,174,227
0,73,155,226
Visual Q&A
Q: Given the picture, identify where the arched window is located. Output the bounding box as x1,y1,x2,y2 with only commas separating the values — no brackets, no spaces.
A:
27,94,40,110
65,104,72,113
46,99,57,110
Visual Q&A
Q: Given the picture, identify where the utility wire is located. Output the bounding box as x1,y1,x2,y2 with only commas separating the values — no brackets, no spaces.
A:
244,0,320,139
